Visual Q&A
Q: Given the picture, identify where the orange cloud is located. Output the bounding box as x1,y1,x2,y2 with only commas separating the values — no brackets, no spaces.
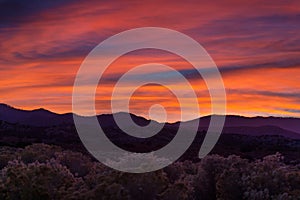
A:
0,0,300,121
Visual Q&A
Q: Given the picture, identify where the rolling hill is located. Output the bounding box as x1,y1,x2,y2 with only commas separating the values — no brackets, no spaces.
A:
0,103,299,139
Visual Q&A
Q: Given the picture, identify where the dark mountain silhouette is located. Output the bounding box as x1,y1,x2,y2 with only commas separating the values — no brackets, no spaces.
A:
0,103,300,139
0,104,154,127
177,115,300,139
0,103,73,126
1,103,300,163
180,115,300,135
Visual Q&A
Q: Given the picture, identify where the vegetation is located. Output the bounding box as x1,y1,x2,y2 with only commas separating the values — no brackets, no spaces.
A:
0,144,299,200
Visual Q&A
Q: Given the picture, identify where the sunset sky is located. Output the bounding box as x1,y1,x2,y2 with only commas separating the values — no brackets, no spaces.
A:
1,0,300,122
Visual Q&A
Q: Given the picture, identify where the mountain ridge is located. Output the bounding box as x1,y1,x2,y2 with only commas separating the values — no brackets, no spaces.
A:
1,103,300,122
0,103,300,139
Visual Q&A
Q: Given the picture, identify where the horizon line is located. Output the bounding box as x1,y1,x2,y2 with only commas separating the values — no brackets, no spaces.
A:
1,102,300,124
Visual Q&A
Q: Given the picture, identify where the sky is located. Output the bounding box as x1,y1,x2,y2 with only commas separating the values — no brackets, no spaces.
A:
0,0,300,122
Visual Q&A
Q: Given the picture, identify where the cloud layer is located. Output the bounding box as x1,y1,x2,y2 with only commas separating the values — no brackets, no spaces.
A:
0,0,300,121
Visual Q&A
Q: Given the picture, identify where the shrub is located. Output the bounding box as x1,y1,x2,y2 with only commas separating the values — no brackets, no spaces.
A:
0,159,89,200
0,144,299,199
19,144,62,164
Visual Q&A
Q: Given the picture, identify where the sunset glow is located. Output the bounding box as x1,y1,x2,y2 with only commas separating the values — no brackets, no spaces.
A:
1,0,300,122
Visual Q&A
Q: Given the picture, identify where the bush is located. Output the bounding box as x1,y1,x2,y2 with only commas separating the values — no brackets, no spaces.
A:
20,144,62,164
0,146,21,169
0,144,299,199
0,160,89,200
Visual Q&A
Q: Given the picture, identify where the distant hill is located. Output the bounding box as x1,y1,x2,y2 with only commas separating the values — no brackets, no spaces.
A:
0,104,153,127
177,115,300,139
0,103,73,126
0,103,299,139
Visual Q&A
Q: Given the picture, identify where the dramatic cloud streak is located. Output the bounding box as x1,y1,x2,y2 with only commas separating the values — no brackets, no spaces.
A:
0,0,300,121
